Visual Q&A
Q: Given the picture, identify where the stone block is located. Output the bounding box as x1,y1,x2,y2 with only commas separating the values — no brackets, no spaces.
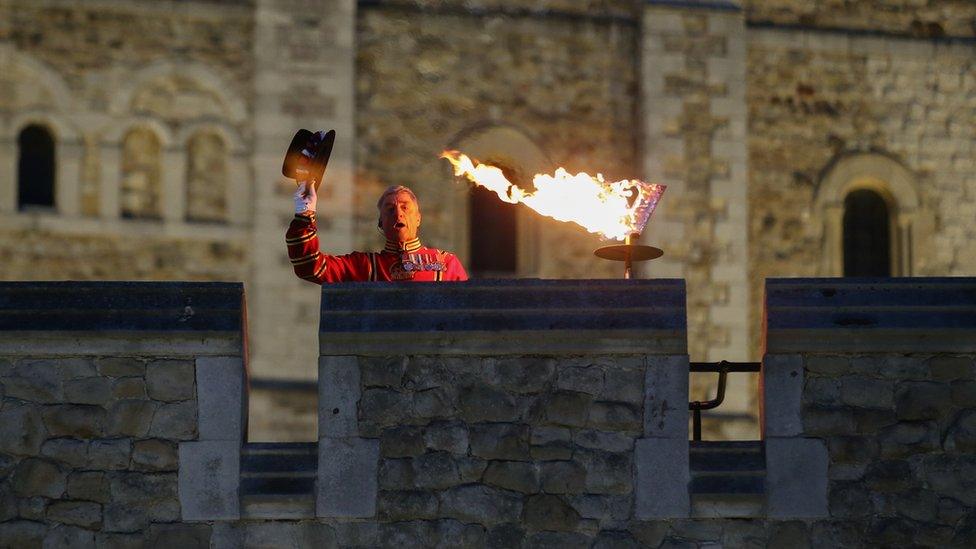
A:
589,401,641,432
542,391,591,428
526,531,591,548
380,425,425,458
359,388,411,428
102,503,147,533
540,461,586,494
319,355,361,438
146,523,212,548
894,381,953,420
946,409,976,453
766,437,829,519
0,404,45,456
6,359,64,402
106,400,157,437
459,384,518,422
574,429,634,453
414,386,457,419
0,520,45,547
11,458,66,498
424,421,469,454
41,438,88,468
146,359,195,402
600,367,644,405
64,376,113,406
952,381,976,407
360,356,406,388
17,496,45,520
66,471,110,503
484,461,539,494
469,423,530,461
579,449,632,495
556,364,605,395
46,500,102,529
377,490,439,521
196,356,244,441
457,457,488,484
763,354,804,437
439,484,522,526
149,400,197,440
839,377,894,409
490,357,555,394
42,404,106,438
112,378,146,399
88,439,131,470
878,421,940,458
178,440,240,520
132,438,178,471
524,494,580,532
97,532,145,549
317,436,379,518
634,437,689,519
412,451,460,490
378,458,414,490
928,356,974,381
643,355,689,438
95,357,145,377
43,524,96,548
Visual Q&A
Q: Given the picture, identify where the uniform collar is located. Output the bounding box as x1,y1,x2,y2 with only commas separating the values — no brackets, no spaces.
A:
384,237,422,254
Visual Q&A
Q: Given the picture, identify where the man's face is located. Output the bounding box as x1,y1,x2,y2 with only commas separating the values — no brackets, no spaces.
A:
379,191,422,242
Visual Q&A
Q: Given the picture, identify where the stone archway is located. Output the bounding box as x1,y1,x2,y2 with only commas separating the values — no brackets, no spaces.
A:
446,124,553,277
815,153,927,276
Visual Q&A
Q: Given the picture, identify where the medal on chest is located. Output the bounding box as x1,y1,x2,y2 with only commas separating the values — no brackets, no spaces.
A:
391,252,446,280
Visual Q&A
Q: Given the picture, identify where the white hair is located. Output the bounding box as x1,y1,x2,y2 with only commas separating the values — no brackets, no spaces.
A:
376,185,419,211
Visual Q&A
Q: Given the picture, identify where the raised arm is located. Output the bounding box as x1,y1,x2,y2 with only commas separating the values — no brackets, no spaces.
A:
285,182,371,283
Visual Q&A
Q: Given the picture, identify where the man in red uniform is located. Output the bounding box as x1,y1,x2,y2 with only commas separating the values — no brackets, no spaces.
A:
286,182,468,283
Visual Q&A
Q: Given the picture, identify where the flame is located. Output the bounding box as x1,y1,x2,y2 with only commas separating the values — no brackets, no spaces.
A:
441,151,666,241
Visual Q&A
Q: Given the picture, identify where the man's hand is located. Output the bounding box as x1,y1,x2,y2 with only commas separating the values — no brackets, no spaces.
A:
294,181,318,215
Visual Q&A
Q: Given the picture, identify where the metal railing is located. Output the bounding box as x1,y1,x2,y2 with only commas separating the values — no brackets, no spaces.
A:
688,361,761,441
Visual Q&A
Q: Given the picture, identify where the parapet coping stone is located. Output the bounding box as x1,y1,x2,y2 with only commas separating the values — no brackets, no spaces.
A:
764,277,976,353
319,279,687,354
0,331,243,357
319,328,687,356
0,281,245,333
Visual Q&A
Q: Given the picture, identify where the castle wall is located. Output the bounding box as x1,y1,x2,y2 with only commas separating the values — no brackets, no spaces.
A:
1,278,975,546
353,2,639,279
0,282,246,547
743,0,976,38
746,28,976,355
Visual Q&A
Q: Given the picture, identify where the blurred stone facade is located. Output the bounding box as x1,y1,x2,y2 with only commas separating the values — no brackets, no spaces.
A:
1,0,975,441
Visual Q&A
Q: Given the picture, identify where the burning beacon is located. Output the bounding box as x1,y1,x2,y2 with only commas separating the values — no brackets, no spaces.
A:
441,151,666,279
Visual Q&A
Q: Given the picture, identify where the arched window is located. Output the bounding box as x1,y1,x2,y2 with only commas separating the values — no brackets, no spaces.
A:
843,189,891,276
449,125,551,278
186,132,228,223
815,153,925,277
17,124,56,210
121,128,162,219
468,164,520,277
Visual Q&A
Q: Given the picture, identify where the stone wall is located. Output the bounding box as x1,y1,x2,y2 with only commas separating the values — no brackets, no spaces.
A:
743,0,976,38
357,353,650,540
761,278,976,546
0,282,247,547
354,2,640,279
802,352,975,545
746,28,976,356
2,278,976,546
0,355,198,546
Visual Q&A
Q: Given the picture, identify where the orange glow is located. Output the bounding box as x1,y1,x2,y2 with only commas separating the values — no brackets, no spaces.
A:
441,150,666,241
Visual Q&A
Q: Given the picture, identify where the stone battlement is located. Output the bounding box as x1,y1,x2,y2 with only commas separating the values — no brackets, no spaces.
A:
1,278,974,547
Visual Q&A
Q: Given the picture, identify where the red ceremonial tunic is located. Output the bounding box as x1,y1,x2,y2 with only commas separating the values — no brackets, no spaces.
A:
285,212,469,283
